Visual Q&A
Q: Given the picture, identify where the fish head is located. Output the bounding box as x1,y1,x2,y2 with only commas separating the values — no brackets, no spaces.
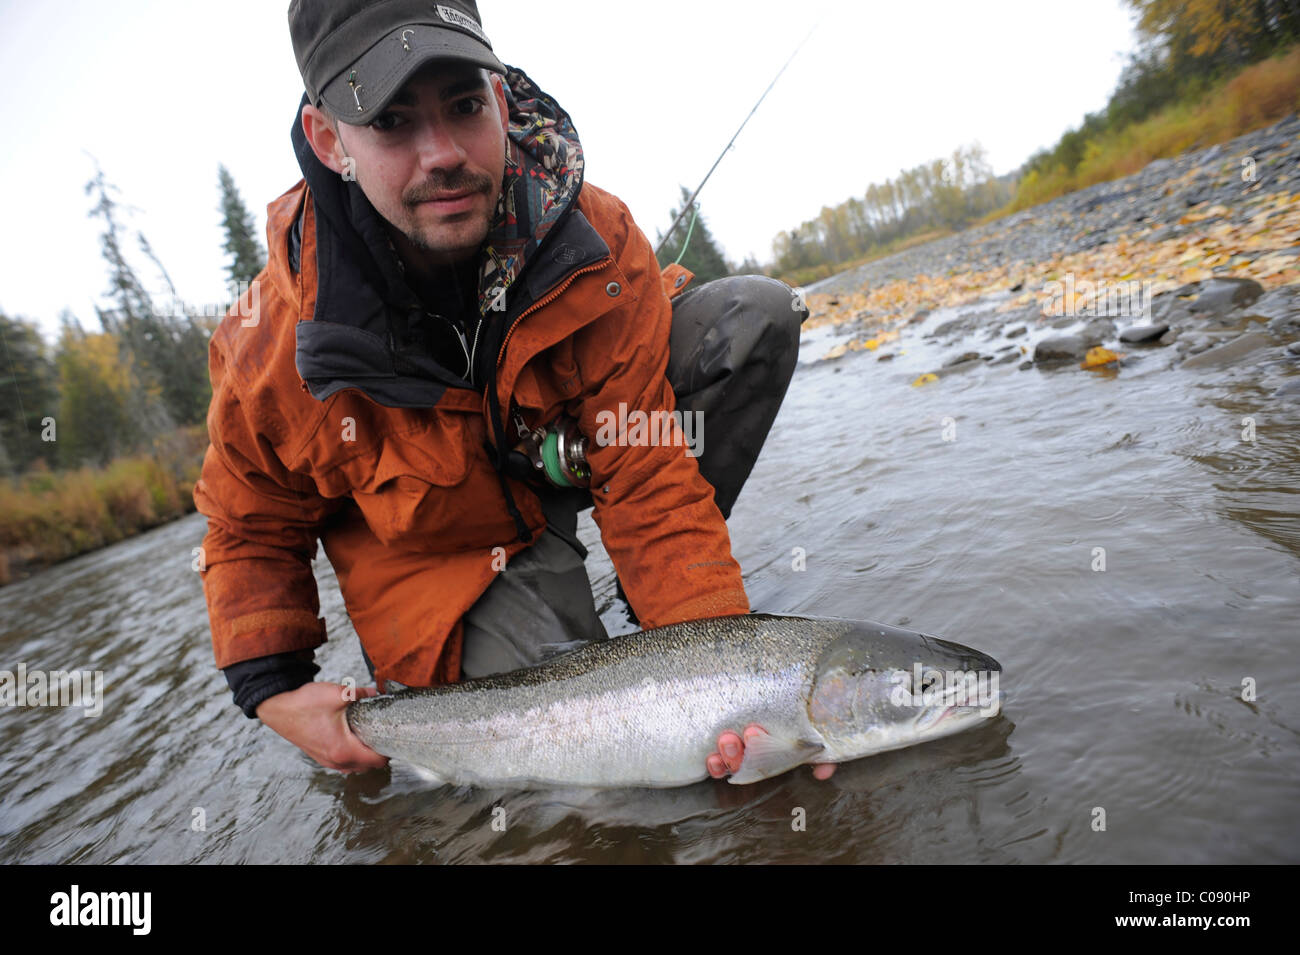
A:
805,619,1002,760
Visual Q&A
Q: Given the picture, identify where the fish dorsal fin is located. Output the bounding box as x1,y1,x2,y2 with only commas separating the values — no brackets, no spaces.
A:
729,732,826,785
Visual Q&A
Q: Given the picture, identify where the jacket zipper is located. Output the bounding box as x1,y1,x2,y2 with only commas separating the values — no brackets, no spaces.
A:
486,258,611,431
495,259,611,371
468,313,483,386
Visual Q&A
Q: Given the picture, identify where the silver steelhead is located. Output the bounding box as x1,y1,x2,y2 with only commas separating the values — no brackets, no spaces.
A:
345,613,1002,789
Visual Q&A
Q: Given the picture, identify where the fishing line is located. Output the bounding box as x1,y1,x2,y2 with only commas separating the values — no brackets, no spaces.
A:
671,203,700,266
654,21,819,261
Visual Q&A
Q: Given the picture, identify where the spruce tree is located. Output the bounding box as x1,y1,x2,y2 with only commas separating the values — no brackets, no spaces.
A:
0,312,58,475
218,164,267,288
655,186,732,283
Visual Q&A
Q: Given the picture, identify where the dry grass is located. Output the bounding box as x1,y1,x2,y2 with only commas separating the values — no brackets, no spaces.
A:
1008,47,1300,213
0,425,207,584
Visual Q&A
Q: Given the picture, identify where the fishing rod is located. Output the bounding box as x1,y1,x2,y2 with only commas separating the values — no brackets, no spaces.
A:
653,24,818,260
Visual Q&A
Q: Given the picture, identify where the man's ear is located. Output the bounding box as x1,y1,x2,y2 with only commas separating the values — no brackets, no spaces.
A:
490,72,509,136
302,104,350,176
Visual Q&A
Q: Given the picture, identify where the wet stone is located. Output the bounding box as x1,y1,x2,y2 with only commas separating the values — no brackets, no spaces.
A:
928,318,966,338
1120,322,1170,343
1080,319,1115,345
944,351,982,367
1180,331,1274,369
1248,285,1300,324
1186,277,1266,316
1006,325,1027,338
1033,335,1086,363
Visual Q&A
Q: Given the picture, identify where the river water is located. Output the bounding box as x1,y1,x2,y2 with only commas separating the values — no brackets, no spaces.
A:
1,298,1297,864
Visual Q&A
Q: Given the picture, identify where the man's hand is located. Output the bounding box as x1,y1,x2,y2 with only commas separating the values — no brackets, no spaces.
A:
707,723,837,781
255,682,390,773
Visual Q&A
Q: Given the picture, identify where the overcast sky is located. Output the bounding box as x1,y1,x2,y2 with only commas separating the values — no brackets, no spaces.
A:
0,0,1138,343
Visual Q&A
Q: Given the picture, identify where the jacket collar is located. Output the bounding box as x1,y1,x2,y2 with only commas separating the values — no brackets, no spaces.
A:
289,65,592,408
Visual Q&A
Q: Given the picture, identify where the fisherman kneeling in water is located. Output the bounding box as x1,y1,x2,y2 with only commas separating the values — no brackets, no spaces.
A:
195,0,830,781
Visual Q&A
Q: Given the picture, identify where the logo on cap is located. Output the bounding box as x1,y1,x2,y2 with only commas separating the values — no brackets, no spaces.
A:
436,5,491,46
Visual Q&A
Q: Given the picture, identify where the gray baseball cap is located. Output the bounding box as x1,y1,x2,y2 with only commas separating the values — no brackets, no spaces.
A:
288,0,507,125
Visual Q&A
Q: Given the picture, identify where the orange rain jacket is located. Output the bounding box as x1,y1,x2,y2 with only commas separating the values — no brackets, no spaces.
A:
194,74,748,690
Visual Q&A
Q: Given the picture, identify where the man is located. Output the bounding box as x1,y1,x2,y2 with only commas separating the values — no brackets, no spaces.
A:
195,0,823,781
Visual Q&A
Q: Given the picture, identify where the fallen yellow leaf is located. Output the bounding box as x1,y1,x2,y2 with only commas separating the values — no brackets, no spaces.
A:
912,373,938,387
1081,346,1122,369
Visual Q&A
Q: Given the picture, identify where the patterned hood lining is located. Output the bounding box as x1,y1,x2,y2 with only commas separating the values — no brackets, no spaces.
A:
477,66,586,316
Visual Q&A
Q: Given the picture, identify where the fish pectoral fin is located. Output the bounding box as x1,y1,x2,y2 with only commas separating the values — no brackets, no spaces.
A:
728,734,826,785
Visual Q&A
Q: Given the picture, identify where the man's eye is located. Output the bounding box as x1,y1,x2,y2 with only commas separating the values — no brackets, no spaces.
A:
454,97,487,116
369,112,404,132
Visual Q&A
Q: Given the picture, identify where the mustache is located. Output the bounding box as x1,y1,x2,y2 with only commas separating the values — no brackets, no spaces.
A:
404,171,495,205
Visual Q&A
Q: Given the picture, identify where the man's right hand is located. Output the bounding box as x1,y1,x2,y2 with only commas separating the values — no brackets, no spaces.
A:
255,682,390,773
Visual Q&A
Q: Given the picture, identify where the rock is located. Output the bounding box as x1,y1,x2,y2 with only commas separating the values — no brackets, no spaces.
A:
943,351,981,368
1158,328,1180,346
1246,285,1300,324
1186,277,1265,315
909,309,931,324
1120,322,1170,343
1006,325,1027,339
1150,292,1197,325
1180,331,1274,369
1080,318,1115,345
1286,341,1300,356
1018,360,1034,371
1270,313,1300,337
989,351,1019,366
1274,380,1300,397
877,352,895,361
1034,335,1086,363
929,318,965,338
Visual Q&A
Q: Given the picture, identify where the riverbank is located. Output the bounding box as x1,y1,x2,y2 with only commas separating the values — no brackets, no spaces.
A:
0,426,205,585
803,113,1300,378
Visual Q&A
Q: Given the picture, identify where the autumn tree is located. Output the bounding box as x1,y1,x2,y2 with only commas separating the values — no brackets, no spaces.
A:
1128,0,1300,68
53,316,138,468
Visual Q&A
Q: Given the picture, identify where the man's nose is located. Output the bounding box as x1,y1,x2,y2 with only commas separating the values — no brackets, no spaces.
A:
414,117,467,171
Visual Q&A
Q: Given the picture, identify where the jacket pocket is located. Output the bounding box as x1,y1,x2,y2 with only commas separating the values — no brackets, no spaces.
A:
334,410,535,552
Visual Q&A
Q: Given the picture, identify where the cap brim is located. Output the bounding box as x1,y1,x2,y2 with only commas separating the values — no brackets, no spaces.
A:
320,23,506,126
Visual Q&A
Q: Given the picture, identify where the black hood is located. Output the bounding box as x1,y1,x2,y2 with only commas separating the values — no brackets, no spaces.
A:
290,92,467,407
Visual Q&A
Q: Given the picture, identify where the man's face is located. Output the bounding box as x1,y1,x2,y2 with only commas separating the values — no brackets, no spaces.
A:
305,62,510,266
